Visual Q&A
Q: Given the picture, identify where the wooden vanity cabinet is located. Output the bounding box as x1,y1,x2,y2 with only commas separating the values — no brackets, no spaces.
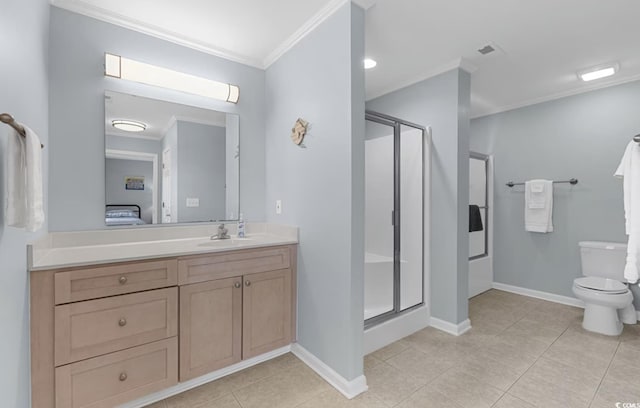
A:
179,277,243,380
242,268,292,359
31,244,297,408
178,246,296,381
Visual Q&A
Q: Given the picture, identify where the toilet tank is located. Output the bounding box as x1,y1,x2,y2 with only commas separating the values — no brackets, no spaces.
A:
579,241,627,280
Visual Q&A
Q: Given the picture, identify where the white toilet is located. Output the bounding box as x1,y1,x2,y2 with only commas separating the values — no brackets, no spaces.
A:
572,241,637,336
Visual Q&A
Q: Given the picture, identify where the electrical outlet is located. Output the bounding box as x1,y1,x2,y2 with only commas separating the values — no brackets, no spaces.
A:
186,198,200,207
276,200,282,215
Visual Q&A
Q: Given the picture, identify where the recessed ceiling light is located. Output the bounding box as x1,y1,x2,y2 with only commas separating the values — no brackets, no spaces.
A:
364,58,377,69
112,120,147,132
578,63,619,82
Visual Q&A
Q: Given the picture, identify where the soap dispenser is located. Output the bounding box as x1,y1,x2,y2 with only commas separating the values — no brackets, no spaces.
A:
237,213,246,238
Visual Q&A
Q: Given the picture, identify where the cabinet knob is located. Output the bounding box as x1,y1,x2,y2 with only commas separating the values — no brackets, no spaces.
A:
245,280,251,287
118,318,127,327
234,282,241,288
119,276,128,285
119,372,128,381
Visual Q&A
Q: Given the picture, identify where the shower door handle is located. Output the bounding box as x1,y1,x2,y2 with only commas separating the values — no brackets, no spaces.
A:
391,210,399,226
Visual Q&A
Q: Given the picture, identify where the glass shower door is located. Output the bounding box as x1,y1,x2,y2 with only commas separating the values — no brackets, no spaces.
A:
365,112,426,327
400,125,424,311
364,119,395,320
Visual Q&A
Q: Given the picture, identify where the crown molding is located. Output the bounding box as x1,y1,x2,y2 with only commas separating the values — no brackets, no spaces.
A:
263,0,352,68
51,0,264,68
52,0,372,70
352,0,378,10
366,57,477,101
162,115,227,136
471,72,640,119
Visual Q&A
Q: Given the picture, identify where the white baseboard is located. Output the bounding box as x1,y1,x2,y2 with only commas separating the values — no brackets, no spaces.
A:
492,282,584,308
291,343,368,399
429,317,472,336
118,345,291,408
364,305,430,354
493,282,640,325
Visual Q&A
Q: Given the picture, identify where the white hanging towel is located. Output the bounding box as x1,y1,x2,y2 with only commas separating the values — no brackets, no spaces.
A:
525,180,553,233
6,125,44,232
615,141,640,283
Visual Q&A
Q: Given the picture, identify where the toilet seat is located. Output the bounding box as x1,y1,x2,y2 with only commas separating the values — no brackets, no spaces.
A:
574,277,628,294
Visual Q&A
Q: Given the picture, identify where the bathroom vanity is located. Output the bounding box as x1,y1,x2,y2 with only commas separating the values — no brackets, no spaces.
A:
29,224,298,408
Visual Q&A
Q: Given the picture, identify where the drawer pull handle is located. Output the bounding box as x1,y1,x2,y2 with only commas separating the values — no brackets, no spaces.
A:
119,372,127,382
119,276,128,285
245,280,251,287
118,318,127,327
234,282,241,288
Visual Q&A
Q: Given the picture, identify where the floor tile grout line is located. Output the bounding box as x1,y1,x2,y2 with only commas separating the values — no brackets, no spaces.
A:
388,363,457,408
230,390,244,408
587,340,621,408
486,301,578,407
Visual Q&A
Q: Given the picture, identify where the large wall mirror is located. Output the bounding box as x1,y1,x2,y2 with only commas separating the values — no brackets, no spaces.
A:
104,91,239,226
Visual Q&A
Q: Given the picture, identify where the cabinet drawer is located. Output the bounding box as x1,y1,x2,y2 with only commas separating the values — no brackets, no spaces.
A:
55,338,177,408
178,246,290,285
54,259,178,305
55,288,178,366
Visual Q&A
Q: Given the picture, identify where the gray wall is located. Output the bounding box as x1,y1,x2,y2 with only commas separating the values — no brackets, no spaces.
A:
105,158,154,223
367,69,472,325
106,134,163,221
265,3,365,381
176,121,226,222
471,80,640,310
226,115,240,219
0,0,50,406
163,122,179,221
48,7,266,231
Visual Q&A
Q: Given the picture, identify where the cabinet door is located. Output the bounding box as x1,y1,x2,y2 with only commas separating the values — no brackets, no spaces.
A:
179,277,242,381
242,269,292,359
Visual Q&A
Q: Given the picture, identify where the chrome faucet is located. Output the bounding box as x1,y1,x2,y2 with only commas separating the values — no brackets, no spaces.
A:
211,223,230,240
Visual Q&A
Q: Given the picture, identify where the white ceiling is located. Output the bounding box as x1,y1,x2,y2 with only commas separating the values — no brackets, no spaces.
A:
56,0,640,118
365,0,640,117
105,91,227,140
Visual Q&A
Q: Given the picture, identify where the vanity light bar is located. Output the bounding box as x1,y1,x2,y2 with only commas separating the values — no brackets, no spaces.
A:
104,53,240,104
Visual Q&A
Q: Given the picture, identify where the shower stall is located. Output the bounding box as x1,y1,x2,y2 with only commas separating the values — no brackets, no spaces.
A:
364,111,426,328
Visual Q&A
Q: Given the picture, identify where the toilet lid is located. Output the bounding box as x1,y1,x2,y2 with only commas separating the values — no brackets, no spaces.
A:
575,277,628,293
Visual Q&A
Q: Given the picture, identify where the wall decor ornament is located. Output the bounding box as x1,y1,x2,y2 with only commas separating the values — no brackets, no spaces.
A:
291,118,309,146
125,176,145,190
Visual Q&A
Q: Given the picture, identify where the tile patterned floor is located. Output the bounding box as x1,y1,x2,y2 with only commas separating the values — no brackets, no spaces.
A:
148,289,640,408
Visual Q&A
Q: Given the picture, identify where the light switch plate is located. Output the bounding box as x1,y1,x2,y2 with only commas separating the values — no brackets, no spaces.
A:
276,200,282,215
186,198,200,207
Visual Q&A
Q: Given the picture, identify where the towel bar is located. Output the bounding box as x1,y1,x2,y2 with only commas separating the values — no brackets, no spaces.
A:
506,178,578,188
0,113,44,148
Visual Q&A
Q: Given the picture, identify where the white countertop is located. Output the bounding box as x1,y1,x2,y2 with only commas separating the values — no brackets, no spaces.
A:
29,223,298,271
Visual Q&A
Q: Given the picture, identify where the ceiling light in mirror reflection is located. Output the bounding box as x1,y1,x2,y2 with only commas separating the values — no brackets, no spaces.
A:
104,91,240,227
104,53,240,103
112,120,147,132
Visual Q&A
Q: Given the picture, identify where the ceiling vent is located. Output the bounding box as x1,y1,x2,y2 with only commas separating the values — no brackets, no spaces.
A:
477,44,496,55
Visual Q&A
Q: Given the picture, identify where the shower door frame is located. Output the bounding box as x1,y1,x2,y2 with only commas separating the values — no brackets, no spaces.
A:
364,110,426,329
469,152,490,260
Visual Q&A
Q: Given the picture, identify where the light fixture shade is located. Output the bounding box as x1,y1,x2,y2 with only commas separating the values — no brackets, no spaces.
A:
112,120,147,132
578,63,619,82
105,53,240,104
